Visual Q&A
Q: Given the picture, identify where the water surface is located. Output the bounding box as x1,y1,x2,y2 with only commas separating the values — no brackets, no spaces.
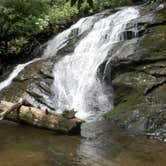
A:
0,120,166,166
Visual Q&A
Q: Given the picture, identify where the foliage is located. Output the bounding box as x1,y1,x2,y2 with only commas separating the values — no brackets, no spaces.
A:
48,2,78,24
0,0,152,55
0,0,78,54
68,0,152,9
0,0,53,53
67,0,94,8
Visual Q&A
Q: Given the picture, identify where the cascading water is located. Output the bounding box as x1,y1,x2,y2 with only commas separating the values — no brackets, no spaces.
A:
43,15,100,58
50,8,139,120
0,7,139,121
0,58,40,91
0,15,98,92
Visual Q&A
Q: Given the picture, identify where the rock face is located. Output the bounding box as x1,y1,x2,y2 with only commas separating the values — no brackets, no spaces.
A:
0,57,55,109
105,3,166,141
0,55,83,134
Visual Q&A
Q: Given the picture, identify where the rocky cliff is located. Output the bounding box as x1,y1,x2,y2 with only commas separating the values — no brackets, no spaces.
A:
105,2,166,141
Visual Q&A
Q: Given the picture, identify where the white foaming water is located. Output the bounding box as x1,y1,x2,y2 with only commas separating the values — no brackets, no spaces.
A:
0,16,97,92
43,15,99,58
51,8,139,120
0,7,139,121
0,58,39,91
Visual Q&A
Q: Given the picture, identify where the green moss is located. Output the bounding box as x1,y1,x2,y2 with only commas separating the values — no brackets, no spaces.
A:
107,70,165,120
155,7,166,23
113,71,157,93
106,88,144,117
139,25,166,60
104,3,166,138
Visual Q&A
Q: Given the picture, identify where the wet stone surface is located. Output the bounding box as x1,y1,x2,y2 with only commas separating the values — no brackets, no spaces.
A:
105,3,166,141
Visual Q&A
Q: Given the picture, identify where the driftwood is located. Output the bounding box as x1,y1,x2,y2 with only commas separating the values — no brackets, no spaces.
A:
0,100,83,134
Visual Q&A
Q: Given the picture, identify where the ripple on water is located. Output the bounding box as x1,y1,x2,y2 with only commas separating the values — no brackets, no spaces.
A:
0,120,166,166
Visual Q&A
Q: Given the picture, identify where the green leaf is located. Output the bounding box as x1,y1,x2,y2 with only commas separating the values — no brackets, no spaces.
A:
71,0,78,6
77,0,83,9
87,0,93,8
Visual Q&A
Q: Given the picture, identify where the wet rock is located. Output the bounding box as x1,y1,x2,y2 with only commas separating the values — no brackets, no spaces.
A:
0,57,55,110
105,3,166,142
69,28,79,38
62,110,77,119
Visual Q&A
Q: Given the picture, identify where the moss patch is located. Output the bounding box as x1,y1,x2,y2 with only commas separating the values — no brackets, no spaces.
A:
138,25,166,60
105,6,166,140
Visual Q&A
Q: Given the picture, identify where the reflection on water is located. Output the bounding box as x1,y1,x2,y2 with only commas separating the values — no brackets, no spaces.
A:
0,120,166,166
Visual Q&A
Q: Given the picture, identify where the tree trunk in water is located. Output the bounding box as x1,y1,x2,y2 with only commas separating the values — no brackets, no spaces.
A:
0,100,82,134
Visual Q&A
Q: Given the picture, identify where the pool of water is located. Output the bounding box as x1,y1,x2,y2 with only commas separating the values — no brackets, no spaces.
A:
0,120,166,166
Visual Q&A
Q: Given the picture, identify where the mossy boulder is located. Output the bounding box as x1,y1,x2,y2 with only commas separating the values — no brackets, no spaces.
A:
105,3,166,141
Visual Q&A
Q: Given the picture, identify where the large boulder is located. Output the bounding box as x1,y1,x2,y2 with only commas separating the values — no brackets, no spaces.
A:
105,3,166,141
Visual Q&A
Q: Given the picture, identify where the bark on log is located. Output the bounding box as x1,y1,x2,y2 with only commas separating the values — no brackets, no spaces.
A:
0,100,83,134
0,99,24,120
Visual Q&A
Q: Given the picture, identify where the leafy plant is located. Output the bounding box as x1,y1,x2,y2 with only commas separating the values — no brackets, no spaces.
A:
0,0,57,53
67,0,94,8
0,0,150,55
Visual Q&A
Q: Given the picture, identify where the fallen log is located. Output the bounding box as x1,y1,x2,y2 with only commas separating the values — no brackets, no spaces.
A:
0,100,83,134
0,98,24,120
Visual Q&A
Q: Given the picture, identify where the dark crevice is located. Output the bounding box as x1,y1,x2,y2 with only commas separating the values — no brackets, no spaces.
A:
37,83,51,95
39,70,54,79
25,90,54,110
134,68,166,78
111,58,166,79
13,77,40,82
146,21,166,29
144,80,166,95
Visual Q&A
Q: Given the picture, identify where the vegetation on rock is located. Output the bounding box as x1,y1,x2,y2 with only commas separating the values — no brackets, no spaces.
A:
0,0,78,56
105,3,166,141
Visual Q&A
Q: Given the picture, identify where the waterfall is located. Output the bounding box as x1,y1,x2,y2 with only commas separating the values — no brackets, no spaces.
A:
0,58,40,91
43,15,100,58
0,14,99,92
51,7,139,120
0,7,139,121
